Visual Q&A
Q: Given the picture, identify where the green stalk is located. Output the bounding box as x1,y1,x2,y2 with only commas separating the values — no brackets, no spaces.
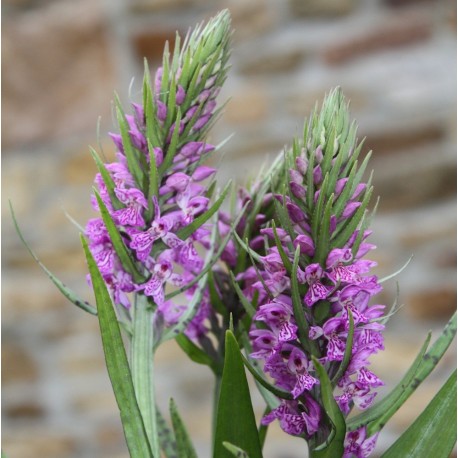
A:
131,295,160,457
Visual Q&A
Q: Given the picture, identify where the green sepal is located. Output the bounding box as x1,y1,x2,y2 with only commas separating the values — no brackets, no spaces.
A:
381,370,457,458
169,398,198,458
81,235,152,458
10,201,97,316
222,442,250,458
94,191,146,284
213,331,263,458
310,357,346,458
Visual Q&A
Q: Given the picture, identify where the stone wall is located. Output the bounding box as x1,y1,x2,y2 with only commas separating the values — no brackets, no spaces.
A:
2,0,456,457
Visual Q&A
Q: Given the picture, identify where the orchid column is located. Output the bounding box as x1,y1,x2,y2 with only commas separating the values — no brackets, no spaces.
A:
83,11,231,457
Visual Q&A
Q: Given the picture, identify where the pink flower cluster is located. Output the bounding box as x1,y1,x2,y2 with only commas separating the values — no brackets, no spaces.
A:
238,144,385,455
85,63,222,339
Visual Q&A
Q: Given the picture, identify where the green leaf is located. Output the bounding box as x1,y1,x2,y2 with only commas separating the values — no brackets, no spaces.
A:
381,370,457,458
310,357,346,458
170,398,198,458
347,332,431,432
223,442,250,458
348,312,457,434
10,201,97,316
156,406,178,458
130,295,160,457
94,191,145,284
213,331,263,458
176,333,219,373
81,235,152,458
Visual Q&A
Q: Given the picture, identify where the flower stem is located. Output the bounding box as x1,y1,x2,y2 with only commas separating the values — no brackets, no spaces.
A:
131,295,160,457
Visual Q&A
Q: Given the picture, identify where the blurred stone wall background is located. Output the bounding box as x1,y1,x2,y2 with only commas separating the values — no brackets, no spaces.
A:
2,0,456,457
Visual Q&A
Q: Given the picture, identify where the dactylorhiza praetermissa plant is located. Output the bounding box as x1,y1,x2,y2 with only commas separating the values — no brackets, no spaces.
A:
12,9,456,458
229,90,385,457
85,11,231,342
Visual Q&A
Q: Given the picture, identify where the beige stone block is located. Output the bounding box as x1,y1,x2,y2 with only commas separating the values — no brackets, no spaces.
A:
2,0,116,149
2,342,39,384
290,0,357,16
322,10,432,65
224,84,269,124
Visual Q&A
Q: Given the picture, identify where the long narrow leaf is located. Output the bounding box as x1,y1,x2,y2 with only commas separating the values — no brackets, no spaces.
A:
213,331,263,458
348,312,456,433
156,406,178,458
81,235,152,458
347,332,431,432
10,202,97,316
381,370,457,458
170,398,198,458
366,311,457,436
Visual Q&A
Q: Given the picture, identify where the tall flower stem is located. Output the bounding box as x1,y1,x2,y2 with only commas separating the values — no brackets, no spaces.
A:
131,295,159,457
